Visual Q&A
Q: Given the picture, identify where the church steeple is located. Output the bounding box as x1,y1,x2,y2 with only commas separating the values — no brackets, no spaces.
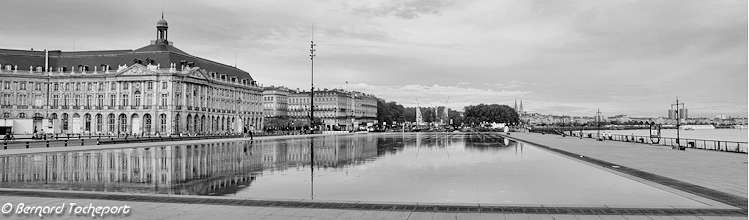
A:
155,12,169,44
519,100,524,113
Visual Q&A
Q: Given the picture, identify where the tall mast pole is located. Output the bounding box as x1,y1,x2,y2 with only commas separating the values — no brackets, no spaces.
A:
671,97,685,148
308,27,317,200
676,96,681,146
309,28,316,131
596,108,601,140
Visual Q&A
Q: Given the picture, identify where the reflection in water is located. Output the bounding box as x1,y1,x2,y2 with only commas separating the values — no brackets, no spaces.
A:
0,135,390,195
310,137,314,200
0,133,482,196
0,133,710,207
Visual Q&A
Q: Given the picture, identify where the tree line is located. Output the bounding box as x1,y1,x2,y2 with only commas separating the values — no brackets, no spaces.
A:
376,99,519,126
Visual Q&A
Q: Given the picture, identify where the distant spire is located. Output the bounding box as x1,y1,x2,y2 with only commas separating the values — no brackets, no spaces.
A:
519,100,524,113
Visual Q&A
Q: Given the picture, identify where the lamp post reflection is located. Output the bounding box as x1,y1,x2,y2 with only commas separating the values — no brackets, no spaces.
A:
310,137,315,200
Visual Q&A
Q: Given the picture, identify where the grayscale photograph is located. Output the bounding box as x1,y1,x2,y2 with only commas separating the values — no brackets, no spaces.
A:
0,0,746,219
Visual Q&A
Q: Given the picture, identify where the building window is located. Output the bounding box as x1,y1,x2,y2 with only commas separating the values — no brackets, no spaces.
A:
2,112,9,118
34,94,42,106
19,82,26,90
97,95,104,107
107,114,115,133
123,82,129,90
86,95,92,107
174,114,180,133
62,113,69,131
53,83,59,91
84,114,91,132
162,82,167,89
118,114,127,133
160,114,167,133
75,95,81,106
3,82,9,90
148,81,153,90
109,94,116,106
121,94,129,106
18,113,25,118
75,83,80,91
110,82,116,91
134,91,141,107
144,114,152,134
96,114,103,132
52,95,59,107
63,95,69,106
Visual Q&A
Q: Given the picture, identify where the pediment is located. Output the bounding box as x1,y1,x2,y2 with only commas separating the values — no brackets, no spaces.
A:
115,64,155,76
184,68,209,80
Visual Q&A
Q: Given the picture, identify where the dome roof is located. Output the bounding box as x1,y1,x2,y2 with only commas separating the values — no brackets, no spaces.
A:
156,18,168,28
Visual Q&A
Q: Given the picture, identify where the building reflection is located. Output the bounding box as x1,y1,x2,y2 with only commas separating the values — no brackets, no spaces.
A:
463,133,517,151
0,135,379,195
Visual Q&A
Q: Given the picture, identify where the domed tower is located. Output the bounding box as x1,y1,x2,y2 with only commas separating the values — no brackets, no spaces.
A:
155,12,169,44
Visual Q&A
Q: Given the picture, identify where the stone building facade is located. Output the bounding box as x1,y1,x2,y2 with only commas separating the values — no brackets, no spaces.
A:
283,88,378,130
0,16,263,136
262,86,290,118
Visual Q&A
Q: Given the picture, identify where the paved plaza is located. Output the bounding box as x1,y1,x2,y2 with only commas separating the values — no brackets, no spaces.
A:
506,132,748,198
0,195,744,220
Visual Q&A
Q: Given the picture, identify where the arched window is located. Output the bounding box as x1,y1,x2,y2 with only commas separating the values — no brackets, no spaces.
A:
96,114,103,132
186,115,192,132
144,114,152,134
107,114,115,133
174,114,180,133
84,114,91,132
62,113,69,131
118,114,127,133
160,114,167,134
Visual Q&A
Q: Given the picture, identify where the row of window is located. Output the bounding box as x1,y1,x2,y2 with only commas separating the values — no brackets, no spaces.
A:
0,81,169,92
47,94,170,107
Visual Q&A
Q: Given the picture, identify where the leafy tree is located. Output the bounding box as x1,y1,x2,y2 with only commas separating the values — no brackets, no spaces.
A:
448,109,464,126
377,100,406,124
464,104,519,125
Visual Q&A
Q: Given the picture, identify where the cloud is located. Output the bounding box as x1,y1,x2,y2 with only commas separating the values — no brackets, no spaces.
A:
349,83,529,110
0,0,744,117
349,0,457,19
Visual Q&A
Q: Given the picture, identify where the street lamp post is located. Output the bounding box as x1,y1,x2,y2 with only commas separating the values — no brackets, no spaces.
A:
596,108,602,141
671,97,685,149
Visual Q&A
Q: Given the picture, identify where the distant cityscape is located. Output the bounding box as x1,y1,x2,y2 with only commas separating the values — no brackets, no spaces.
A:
512,100,748,127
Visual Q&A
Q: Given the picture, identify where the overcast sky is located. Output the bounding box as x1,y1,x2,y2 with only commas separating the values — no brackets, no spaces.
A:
0,0,746,117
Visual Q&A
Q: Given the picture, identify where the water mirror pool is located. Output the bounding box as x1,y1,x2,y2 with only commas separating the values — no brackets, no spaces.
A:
0,133,727,208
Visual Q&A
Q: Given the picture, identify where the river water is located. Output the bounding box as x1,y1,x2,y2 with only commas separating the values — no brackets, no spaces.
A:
582,128,747,142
